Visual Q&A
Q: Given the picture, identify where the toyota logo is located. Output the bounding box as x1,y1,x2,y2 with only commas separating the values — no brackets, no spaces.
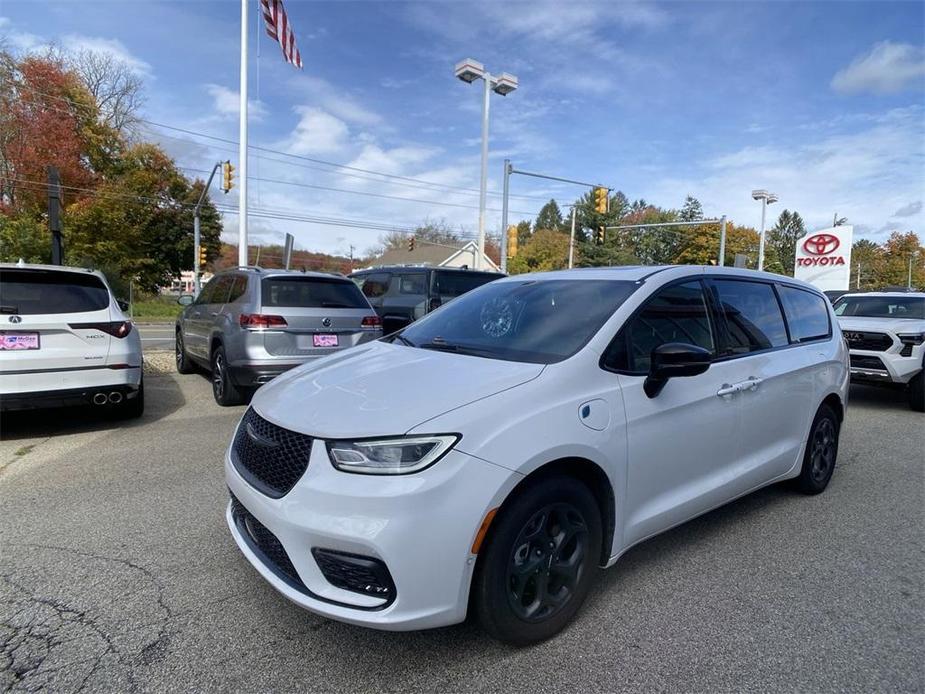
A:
321,317,332,328
8,315,21,324
803,233,840,256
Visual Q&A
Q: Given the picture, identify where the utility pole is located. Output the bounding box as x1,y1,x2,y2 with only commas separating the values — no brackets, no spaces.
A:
349,244,355,272
238,0,249,268
568,206,577,269
500,159,511,272
194,162,222,295
857,262,861,290
47,166,63,265
909,253,916,289
719,215,727,267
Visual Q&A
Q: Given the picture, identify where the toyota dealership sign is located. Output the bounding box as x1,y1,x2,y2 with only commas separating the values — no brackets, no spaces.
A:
794,225,853,291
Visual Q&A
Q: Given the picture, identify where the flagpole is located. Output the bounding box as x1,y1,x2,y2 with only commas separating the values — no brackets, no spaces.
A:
238,0,249,267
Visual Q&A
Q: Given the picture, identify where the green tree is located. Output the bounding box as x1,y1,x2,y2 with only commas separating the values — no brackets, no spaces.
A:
766,209,806,276
507,229,570,274
678,195,703,222
849,239,882,290
879,231,924,289
534,199,563,231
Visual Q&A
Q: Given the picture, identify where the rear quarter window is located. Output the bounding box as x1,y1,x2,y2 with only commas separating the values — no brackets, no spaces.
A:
261,277,369,308
712,279,789,354
0,270,110,315
778,286,831,343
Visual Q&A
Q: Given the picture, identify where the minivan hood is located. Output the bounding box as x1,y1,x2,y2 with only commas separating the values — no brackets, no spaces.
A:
251,340,545,439
838,316,925,334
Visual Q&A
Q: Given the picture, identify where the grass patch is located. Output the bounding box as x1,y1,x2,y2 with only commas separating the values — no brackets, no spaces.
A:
14,445,35,457
131,295,183,320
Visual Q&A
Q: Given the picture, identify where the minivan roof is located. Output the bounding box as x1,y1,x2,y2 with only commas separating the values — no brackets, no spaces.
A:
349,266,504,275
217,267,350,281
0,262,105,279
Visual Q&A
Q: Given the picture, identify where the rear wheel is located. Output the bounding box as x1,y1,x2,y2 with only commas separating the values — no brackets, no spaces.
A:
211,344,244,407
474,476,601,646
793,404,839,494
908,371,924,412
175,331,195,374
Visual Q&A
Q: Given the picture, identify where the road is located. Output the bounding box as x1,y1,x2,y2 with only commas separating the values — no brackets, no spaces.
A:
1,363,922,693
136,323,175,352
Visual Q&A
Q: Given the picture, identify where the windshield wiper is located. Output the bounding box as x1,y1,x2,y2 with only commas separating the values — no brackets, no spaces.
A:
391,334,416,347
417,341,497,358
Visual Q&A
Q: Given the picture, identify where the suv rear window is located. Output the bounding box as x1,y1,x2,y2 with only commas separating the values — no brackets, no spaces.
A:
261,276,369,309
0,269,110,315
434,271,500,299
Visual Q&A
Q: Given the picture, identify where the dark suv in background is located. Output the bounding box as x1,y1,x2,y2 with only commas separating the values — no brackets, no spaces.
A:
349,266,504,333
176,268,382,406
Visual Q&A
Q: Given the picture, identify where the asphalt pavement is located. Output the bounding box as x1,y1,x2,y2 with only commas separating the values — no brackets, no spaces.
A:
136,323,175,351
1,361,922,693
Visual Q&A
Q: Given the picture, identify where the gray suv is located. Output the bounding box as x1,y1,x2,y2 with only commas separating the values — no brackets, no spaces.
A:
175,268,383,406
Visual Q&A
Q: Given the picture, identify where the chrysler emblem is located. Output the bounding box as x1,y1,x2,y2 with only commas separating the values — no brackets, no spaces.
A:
8,315,21,324
321,317,332,328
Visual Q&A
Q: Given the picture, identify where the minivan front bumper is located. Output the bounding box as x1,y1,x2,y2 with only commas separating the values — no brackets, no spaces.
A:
225,433,519,631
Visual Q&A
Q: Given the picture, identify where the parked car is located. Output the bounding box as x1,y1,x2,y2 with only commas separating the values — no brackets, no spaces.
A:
175,267,383,406
834,291,925,411
225,266,848,644
349,266,504,333
0,262,143,417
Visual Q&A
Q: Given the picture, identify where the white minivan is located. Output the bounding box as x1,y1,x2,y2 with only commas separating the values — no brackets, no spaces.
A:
225,266,848,644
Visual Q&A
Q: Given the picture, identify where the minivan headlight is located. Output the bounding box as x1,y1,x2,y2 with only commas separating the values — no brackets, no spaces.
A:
326,435,460,475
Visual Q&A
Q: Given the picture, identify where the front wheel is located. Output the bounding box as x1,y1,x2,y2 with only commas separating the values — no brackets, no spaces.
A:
793,403,840,494
176,331,195,374
473,476,602,646
211,345,244,407
908,371,924,412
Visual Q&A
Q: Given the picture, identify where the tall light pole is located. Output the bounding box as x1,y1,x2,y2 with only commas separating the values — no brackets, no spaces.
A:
752,189,778,271
455,59,518,270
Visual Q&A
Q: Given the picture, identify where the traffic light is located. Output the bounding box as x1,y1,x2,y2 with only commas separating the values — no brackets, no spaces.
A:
596,226,605,245
408,236,415,252
198,245,207,266
507,225,518,258
594,187,608,214
221,160,234,193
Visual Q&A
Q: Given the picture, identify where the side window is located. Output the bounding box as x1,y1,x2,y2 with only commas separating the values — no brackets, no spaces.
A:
778,286,831,343
358,273,390,298
227,275,248,303
604,281,715,374
207,275,234,305
195,280,215,305
398,273,426,295
712,280,788,354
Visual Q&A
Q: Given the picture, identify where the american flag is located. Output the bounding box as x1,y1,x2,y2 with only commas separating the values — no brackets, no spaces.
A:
260,0,303,69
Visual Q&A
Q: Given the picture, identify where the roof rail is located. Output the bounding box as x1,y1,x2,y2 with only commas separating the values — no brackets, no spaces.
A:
235,265,263,271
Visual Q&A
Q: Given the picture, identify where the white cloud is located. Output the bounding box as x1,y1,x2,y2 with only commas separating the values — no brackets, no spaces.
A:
61,34,151,75
290,75,382,126
831,41,925,95
204,83,268,121
284,107,350,155
893,201,922,218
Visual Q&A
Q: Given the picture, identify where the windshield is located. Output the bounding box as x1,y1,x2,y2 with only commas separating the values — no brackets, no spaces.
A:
261,276,369,309
0,269,109,315
396,279,638,364
834,295,924,319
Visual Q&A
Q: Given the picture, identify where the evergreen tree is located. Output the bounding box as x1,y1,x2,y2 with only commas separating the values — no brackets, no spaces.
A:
766,209,806,276
679,195,703,222
534,199,563,231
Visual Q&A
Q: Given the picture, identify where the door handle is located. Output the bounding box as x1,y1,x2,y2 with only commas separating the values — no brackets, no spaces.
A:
717,383,739,397
741,377,763,392
210,312,219,317
192,311,201,318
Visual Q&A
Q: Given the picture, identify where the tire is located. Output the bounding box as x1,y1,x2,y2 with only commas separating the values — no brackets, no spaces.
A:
473,475,602,646
211,344,244,407
908,371,924,413
175,330,195,374
793,404,840,494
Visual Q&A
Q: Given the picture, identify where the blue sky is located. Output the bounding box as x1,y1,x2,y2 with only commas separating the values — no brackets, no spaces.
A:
3,1,924,256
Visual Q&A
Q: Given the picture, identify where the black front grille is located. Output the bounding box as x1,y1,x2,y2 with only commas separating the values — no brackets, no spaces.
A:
850,354,888,371
230,493,309,593
842,331,893,351
232,408,313,498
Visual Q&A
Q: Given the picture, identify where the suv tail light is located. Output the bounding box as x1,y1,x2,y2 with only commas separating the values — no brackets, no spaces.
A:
239,313,288,329
69,321,133,338
361,315,382,328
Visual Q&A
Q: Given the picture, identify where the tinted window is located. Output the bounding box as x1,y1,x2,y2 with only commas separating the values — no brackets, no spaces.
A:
398,273,426,295
605,281,714,373
434,271,501,299
398,279,638,364
833,295,924,319
206,275,234,305
713,280,788,354
0,269,110,315
356,273,390,298
261,277,368,308
779,286,830,342
228,275,248,303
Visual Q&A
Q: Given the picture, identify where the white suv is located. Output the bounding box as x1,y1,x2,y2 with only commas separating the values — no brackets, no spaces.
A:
225,266,848,644
0,263,144,417
835,292,925,412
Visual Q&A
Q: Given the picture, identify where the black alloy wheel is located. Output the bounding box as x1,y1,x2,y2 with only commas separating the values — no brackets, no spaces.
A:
794,403,839,494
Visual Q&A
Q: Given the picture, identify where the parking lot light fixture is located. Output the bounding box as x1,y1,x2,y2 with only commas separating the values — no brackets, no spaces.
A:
455,58,518,270
752,189,778,271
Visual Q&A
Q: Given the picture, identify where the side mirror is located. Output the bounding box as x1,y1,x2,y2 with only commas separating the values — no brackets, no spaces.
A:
116,299,130,312
177,294,194,306
644,342,712,398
